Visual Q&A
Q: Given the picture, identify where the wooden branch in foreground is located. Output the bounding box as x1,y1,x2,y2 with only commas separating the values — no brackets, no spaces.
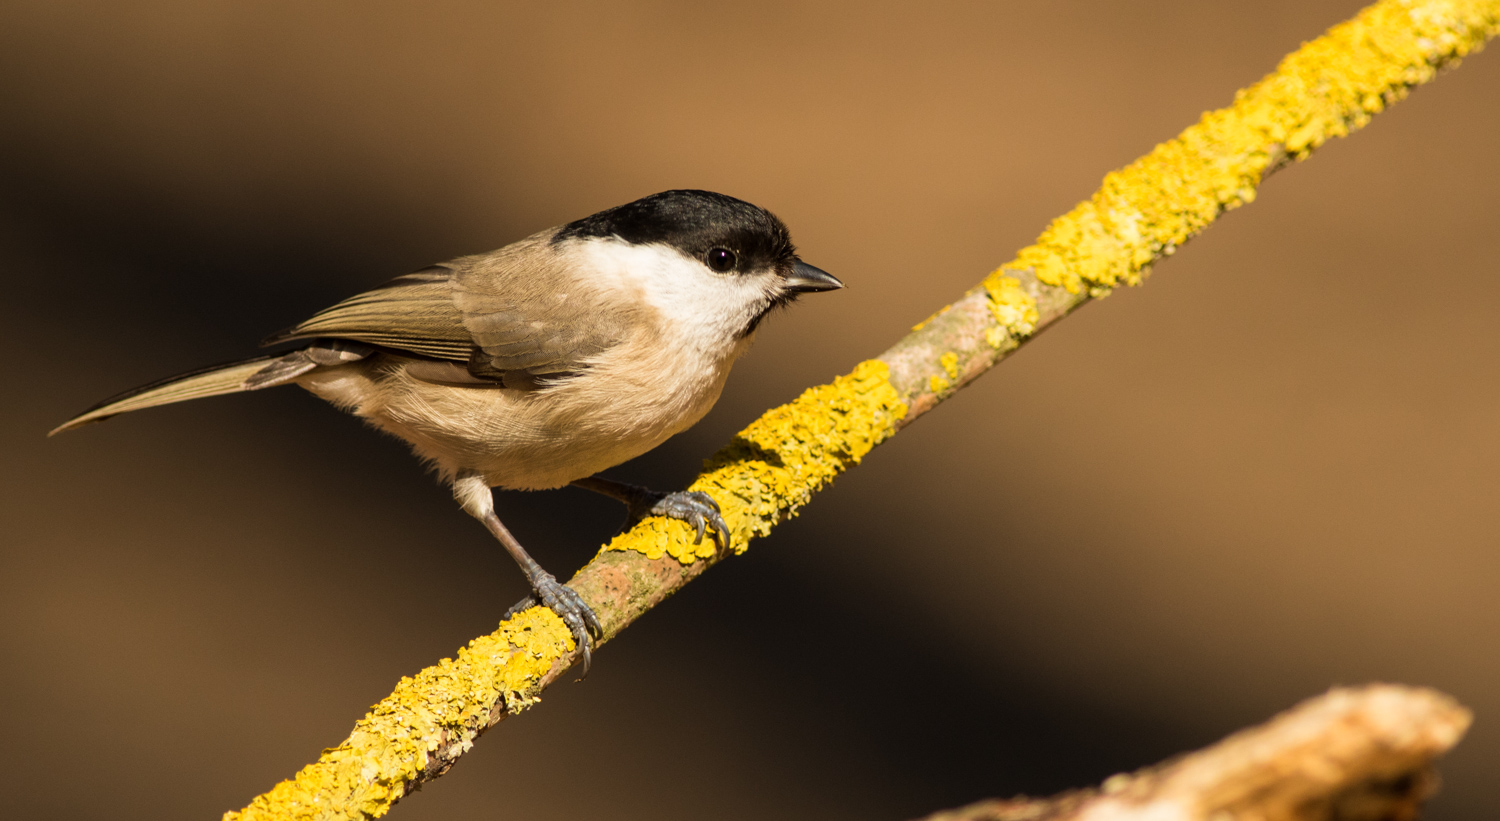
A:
226,2,1500,818
919,684,1471,821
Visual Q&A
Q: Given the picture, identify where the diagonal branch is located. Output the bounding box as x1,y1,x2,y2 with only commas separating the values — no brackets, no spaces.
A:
225,1,1500,818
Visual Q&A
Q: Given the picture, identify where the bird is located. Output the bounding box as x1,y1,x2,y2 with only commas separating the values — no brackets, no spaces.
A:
51,189,844,669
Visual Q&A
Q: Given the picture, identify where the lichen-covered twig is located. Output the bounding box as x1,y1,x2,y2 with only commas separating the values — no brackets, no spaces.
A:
226,2,1500,818
918,684,1472,821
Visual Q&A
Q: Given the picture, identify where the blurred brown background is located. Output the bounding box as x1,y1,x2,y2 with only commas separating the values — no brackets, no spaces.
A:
3,1,1497,819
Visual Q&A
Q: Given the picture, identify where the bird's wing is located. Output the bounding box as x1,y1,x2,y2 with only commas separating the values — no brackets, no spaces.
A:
449,233,641,379
264,233,640,384
262,266,475,362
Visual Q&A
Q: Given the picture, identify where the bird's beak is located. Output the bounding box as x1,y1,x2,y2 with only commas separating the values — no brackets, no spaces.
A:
784,260,845,293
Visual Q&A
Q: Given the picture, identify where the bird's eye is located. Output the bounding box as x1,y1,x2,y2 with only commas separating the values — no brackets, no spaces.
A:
706,248,737,273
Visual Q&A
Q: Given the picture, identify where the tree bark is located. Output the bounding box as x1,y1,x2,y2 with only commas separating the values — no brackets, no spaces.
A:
918,685,1470,821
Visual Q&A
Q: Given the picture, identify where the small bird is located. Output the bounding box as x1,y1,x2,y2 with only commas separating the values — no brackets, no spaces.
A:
53,189,843,666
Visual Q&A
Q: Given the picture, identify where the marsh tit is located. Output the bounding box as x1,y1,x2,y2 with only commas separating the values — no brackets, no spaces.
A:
53,189,844,667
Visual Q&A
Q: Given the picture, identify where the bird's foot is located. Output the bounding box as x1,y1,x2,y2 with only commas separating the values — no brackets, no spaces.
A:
571,477,729,550
628,489,729,550
505,575,603,675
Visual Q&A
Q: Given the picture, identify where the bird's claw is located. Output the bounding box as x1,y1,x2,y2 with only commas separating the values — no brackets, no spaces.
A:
633,490,728,550
505,575,602,677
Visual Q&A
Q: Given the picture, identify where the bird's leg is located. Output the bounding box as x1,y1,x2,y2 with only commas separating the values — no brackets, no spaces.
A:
452,472,602,672
571,475,729,550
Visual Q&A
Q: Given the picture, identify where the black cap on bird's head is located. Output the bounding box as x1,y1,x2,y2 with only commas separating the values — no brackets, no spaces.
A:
553,189,843,293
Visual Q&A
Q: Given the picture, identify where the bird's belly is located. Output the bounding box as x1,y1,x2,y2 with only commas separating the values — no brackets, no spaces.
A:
302,351,736,490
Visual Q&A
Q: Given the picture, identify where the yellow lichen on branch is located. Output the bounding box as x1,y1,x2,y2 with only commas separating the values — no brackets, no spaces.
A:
226,607,574,821
982,275,1040,343
989,0,1499,301
605,359,908,564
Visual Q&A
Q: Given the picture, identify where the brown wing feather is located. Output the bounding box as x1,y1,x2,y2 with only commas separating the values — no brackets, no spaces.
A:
263,267,474,361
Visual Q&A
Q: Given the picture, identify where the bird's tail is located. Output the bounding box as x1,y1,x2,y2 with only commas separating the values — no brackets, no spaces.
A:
51,355,287,435
51,341,374,436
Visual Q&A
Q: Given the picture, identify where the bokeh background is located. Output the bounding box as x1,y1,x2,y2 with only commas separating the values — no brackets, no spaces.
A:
3,1,1497,819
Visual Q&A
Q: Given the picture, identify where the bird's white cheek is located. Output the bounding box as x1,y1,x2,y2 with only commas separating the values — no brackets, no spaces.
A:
581,241,773,344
